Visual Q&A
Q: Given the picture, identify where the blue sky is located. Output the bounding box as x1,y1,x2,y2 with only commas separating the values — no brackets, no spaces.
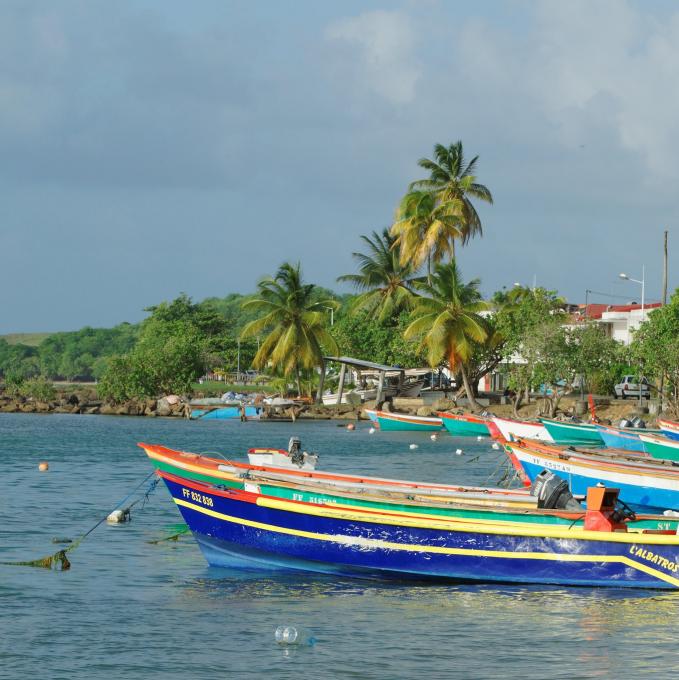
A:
1,0,678,333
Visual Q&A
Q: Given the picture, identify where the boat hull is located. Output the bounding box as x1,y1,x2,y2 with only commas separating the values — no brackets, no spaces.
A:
191,406,261,420
438,413,491,437
492,417,552,442
638,434,679,462
160,472,679,589
144,446,679,532
374,411,443,432
596,425,648,453
659,419,679,442
508,441,679,512
541,419,603,446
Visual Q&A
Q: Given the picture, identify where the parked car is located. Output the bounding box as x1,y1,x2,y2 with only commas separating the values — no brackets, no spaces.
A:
614,375,650,399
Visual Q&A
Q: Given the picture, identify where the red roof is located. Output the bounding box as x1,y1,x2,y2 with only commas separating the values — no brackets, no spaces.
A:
577,302,663,320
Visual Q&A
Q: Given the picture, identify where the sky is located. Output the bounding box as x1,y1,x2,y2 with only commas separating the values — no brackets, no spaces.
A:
1,0,679,333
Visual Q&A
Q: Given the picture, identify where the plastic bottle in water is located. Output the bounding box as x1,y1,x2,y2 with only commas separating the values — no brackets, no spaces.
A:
274,625,316,647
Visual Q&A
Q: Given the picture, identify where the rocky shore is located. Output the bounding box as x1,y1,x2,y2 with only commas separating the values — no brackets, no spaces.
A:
0,387,659,423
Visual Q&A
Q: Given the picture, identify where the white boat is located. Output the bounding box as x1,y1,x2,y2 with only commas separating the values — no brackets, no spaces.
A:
491,415,553,442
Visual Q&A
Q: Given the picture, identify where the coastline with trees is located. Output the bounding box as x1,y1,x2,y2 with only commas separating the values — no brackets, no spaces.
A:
1,140,677,420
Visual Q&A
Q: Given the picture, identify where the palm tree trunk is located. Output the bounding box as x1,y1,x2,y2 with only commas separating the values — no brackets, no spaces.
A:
459,363,481,411
427,253,432,284
295,364,302,398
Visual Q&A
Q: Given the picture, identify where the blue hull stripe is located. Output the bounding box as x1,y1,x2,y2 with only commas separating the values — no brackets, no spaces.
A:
161,476,679,588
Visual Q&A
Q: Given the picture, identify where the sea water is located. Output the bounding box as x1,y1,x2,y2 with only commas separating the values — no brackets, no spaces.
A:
1,414,678,679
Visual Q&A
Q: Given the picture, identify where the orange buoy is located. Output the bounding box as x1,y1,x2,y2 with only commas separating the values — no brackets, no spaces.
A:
38,461,49,472
346,423,355,431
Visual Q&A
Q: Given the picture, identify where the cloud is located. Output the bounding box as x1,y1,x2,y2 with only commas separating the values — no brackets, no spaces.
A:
452,0,679,184
325,10,419,105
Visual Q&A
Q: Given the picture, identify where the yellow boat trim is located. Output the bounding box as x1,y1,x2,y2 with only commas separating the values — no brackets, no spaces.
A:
174,499,679,587
254,496,679,545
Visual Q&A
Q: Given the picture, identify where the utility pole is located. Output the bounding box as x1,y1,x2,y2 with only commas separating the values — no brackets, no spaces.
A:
663,230,668,305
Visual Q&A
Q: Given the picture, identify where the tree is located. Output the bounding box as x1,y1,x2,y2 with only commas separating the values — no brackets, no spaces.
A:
493,287,567,415
404,261,488,408
630,288,679,415
240,262,338,397
390,192,463,277
337,229,420,322
407,141,493,248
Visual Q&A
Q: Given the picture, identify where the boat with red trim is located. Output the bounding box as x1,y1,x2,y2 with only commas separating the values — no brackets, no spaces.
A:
371,410,443,432
437,412,492,437
155,468,679,588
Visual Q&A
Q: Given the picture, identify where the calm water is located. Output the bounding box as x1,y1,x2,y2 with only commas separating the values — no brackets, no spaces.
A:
1,414,678,679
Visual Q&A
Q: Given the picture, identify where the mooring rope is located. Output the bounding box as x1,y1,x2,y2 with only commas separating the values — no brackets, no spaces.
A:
1,470,159,571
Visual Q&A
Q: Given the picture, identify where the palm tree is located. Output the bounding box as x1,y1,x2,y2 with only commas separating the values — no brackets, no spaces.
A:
390,191,464,278
407,140,493,249
337,228,421,323
404,260,489,409
240,262,338,397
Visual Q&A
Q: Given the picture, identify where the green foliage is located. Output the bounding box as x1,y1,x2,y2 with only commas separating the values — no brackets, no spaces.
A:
406,141,493,249
338,229,420,322
98,295,219,401
241,262,338,396
331,309,426,367
18,377,56,402
404,261,488,404
630,288,679,413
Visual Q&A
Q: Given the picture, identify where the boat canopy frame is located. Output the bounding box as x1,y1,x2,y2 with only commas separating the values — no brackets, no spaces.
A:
316,356,405,405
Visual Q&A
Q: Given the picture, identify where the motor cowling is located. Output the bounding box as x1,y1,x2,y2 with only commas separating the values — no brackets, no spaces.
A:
531,470,582,512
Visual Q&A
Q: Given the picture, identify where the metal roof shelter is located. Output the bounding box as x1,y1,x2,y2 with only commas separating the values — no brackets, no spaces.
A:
316,356,405,405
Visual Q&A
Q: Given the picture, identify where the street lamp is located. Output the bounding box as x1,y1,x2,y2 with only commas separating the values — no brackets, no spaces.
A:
619,266,645,314
619,266,646,407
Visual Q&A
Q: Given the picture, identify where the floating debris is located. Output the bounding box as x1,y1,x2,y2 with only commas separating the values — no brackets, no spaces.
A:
409,444,418,450
275,626,316,647
38,461,49,472
455,449,463,455
430,434,438,441
368,427,375,434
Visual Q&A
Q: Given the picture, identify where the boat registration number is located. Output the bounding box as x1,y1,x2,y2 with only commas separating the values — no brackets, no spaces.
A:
181,487,214,507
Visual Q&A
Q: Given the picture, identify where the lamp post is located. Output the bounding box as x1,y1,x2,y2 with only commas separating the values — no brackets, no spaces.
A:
619,266,646,407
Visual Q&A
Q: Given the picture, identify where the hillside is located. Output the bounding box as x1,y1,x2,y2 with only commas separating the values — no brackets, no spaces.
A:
1,333,51,346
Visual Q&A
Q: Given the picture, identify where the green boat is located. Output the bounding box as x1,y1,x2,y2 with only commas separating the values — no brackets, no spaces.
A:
372,410,443,432
140,443,679,533
438,412,491,437
540,418,604,446
638,433,679,462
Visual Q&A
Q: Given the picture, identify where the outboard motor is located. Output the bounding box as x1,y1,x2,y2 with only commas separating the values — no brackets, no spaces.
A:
619,418,633,428
288,436,303,466
584,486,633,532
531,470,582,512
630,416,646,429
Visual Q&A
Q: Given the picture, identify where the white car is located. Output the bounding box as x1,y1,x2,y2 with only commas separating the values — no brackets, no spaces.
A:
614,375,650,399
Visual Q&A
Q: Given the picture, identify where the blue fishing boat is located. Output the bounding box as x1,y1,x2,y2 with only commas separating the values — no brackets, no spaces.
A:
506,438,679,513
191,405,262,420
156,469,679,589
659,418,679,442
595,424,653,453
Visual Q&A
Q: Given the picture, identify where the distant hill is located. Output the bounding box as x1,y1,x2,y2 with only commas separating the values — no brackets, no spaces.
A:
1,333,51,347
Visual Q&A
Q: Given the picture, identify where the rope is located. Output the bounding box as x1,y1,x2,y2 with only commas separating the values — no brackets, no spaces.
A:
1,470,159,571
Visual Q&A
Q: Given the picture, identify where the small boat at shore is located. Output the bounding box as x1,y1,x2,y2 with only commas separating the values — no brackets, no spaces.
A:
437,412,492,437
191,405,262,420
638,432,679,462
505,438,679,512
154,466,679,589
492,416,552,442
540,418,603,446
371,410,443,432
659,418,679,442
596,424,651,452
